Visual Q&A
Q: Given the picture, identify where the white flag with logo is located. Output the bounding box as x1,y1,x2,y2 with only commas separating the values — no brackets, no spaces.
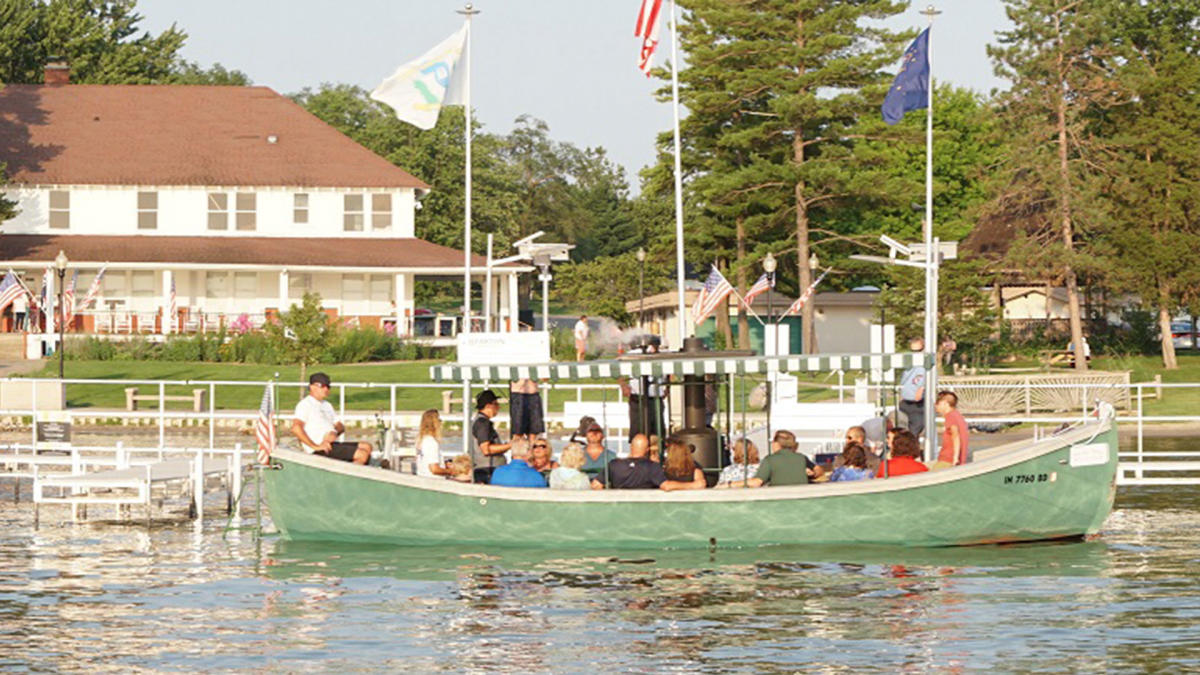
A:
371,25,468,130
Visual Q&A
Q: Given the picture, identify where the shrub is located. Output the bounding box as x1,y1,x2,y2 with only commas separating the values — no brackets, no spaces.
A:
323,327,399,363
66,336,118,361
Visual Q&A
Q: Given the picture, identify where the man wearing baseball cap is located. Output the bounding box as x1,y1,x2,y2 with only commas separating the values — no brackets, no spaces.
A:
470,389,511,483
291,372,372,464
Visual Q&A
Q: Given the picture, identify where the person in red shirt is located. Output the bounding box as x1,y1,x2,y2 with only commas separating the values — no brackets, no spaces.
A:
933,390,970,469
876,430,928,478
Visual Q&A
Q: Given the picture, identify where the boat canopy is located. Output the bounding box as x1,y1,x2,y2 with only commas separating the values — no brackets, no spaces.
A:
429,352,930,382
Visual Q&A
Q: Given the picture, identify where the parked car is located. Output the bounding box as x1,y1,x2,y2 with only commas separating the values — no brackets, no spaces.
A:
1171,321,1195,349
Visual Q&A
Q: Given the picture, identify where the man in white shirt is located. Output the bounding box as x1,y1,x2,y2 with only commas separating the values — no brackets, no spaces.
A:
291,372,371,464
12,291,27,331
573,315,589,361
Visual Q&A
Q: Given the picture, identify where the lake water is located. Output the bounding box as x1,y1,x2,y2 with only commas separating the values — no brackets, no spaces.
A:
3,443,1200,672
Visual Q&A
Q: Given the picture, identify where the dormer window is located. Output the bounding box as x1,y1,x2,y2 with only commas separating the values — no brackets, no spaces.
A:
137,191,157,230
207,193,228,230
344,194,364,232
49,190,69,229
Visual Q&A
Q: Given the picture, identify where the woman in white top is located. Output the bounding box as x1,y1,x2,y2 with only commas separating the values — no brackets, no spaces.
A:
549,443,592,490
415,409,444,477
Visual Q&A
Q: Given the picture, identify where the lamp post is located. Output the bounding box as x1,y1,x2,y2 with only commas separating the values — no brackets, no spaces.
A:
636,247,646,330
806,251,819,353
762,252,776,450
54,250,67,379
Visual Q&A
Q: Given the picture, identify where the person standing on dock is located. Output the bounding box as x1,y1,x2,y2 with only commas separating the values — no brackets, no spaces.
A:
291,372,372,465
470,389,510,484
898,338,927,438
574,314,589,361
509,378,544,440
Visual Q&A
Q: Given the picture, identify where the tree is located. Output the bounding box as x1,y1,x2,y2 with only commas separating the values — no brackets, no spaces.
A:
987,0,1122,371
267,292,335,392
665,0,910,353
1094,1,1200,368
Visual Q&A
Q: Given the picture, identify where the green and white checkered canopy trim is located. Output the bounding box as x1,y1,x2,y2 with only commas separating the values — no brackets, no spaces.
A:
429,352,929,382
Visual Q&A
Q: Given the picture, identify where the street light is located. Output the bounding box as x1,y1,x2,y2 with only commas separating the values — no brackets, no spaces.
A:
762,252,777,451
54,250,67,379
636,247,646,330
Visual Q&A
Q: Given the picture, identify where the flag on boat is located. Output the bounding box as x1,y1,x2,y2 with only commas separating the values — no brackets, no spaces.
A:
635,0,664,76
80,265,107,311
255,383,276,466
167,275,177,333
0,271,23,314
62,270,77,327
881,27,930,125
781,269,830,318
692,265,734,325
742,272,773,308
370,25,468,130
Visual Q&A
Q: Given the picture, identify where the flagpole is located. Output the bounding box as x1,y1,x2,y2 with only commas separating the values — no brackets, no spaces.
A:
668,0,688,348
921,4,940,461
458,4,479,337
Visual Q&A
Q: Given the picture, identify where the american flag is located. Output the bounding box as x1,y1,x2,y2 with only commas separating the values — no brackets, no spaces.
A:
80,265,107,311
742,272,773,308
62,270,77,327
692,265,734,325
167,275,177,333
0,271,23,314
782,268,831,317
40,267,51,330
254,383,276,465
634,0,663,76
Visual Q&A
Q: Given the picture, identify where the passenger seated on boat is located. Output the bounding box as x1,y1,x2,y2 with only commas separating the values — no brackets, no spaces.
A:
581,423,617,482
833,426,880,475
291,372,371,465
830,444,874,482
661,437,706,490
489,438,548,488
743,430,813,488
593,433,667,490
470,390,511,484
529,439,559,475
876,430,929,478
447,455,473,482
549,443,593,490
714,439,760,488
416,409,449,478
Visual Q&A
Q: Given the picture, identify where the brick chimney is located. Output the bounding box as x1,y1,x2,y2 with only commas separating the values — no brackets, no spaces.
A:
44,61,70,85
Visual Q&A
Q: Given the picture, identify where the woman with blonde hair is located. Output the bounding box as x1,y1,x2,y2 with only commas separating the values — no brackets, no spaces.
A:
415,409,444,477
447,454,473,482
549,443,592,490
715,439,760,487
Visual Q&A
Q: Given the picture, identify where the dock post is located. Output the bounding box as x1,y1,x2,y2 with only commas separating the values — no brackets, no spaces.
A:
159,382,166,452
1136,384,1144,480
229,443,243,515
191,448,204,523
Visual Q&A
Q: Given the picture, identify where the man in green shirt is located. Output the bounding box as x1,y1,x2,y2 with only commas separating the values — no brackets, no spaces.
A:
747,430,818,487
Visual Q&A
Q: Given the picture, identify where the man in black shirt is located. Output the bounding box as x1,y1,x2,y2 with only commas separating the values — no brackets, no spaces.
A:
469,390,510,483
594,433,667,489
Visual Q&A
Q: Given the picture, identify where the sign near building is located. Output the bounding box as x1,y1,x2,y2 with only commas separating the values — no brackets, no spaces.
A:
36,410,72,451
457,331,550,365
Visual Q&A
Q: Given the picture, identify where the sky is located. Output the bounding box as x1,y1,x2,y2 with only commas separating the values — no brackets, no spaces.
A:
138,1,1013,183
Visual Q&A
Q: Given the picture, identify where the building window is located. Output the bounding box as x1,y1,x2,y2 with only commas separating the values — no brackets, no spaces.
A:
342,274,364,301
293,193,309,224
288,272,312,300
131,271,155,298
137,191,157,230
49,190,69,229
371,193,392,230
207,193,228,230
344,194,364,232
205,271,228,299
102,271,126,308
369,274,391,303
234,272,257,299
235,193,256,231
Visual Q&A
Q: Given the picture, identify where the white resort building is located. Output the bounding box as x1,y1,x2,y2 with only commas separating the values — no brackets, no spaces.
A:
0,72,526,347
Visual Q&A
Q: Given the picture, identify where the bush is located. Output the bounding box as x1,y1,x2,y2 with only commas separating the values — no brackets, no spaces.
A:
323,327,399,363
222,332,280,364
66,336,118,361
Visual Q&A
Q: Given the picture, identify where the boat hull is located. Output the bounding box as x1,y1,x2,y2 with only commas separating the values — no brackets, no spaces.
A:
264,423,1117,549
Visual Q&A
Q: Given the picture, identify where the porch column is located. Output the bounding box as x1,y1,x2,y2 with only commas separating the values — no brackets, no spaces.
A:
278,269,289,313
507,273,519,332
161,269,174,334
394,272,412,336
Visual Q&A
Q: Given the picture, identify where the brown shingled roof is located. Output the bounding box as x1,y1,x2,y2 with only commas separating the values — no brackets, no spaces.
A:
0,84,429,190
0,234,504,270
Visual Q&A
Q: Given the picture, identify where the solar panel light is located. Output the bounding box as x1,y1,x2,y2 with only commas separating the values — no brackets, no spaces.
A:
879,234,912,259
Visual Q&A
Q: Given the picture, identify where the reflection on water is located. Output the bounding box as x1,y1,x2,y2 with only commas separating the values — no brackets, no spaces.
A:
3,457,1200,671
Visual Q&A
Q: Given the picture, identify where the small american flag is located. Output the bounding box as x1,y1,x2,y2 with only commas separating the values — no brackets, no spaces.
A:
692,265,734,325
742,272,773,308
80,265,107,311
0,271,23,314
167,275,177,333
634,0,663,76
782,269,831,317
255,383,276,465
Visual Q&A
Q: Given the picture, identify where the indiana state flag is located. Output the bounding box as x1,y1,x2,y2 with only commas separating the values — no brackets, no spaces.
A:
881,28,930,125
371,25,468,130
